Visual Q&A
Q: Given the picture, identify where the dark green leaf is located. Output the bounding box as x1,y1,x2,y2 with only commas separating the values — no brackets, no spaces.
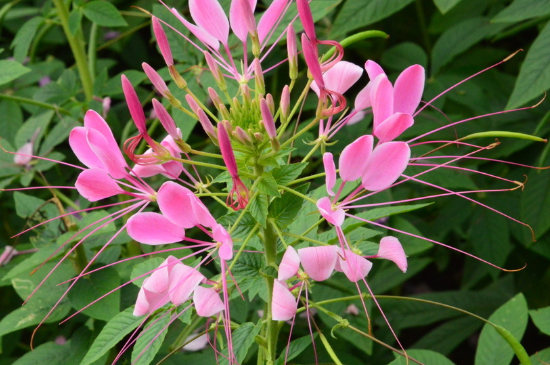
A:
81,306,143,365
530,347,550,363
12,341,73,365
381,42,428,71
269,183,310,228
433,0,463,14
250,194,268,227
529,306,550,336
0,300,71,337
132,312,171,365
0,60,31,86
521,166,550,239
492,0,550,23
507,21,550,109
471,209,511,278
271,163,308,186
82,1,127,27
388,349,456,364
15,110,54,150
412,316,482,355
10,17,43,63
275,334,316,365
68,8,83,35
220,321,262,365
257,172,280,197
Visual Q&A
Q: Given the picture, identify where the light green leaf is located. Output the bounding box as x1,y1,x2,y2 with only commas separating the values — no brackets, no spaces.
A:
131,312,170,365
530,306,550,336
0,60,31,86
12,341,73,365
433,0,463,14
80,306,143,365
492,0,550,23
276,334,316,365
269,183,310,228
68,8,83,35
388,349,456,364
250,194,268,228
475,293,529,365
271,163,308,186
68,267,120,322
506,21,550,109
332,0,414,37
257,172,280,197
0,300,71,337
220,322,262,365
10,16,43,63
530,347,550,363
82,1,127,27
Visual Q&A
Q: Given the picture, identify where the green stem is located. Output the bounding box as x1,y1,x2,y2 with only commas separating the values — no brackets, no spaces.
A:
0,94,71,115
282,232,328,246
52,0,94,101
227,224,260,272
301,140,321,163
277,80,313,139
190,149,223,159
287,219,325,247
264,219,279,365
170,156,227,170
271,222,288,249
318,332,344,365
88,22,98,83
289,172,326,185
280,118,320,149
320,30,389,63
277,185,317,204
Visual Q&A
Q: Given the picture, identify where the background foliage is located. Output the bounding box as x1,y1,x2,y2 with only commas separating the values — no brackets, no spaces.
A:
0,0,550,364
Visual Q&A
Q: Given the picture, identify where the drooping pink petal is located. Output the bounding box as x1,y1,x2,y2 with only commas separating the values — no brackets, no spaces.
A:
193,286,225,317
296,0,316,41
213,224,233,260
14,142,33,165
133,283,171,316
86,128,128,179
354,83,373,111
364,60,386,81
133,287,151,316
362,142,410,191
278,246,300,280
346,110,366,125
217,123,239,177
321,61,363,95
230,0,257,42
189,0,230,46
171,8,220,50
143,64,170,97
257,0,288,44
152,16,174,67
189,196,216,229
131,155,166,178
338,249,373,282
298,246,338,281
69,127,104,169
272,280,297,321
127,212,185,245
83,110,120,154
378,236,407,273
122,75,148,136
169,264,206,305
374,113,414,143
370,74,394,131
339,135,374,182
75,168,125,201
143,257,174,294
316,197,345,227
157,181,196,229
323,152,336,196
301,33,324,89
393,64,425,115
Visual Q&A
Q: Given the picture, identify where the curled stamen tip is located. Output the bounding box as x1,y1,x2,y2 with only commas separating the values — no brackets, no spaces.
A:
502,262,528,273
486,141,500,149
531,92,547,108
503,49,523,62
131,5,152,15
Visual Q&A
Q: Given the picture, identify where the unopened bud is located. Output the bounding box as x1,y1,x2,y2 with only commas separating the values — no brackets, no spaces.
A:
152,17,173,67
169,65,187,89
233,126,252,145
280,85,290,121
254,132,264,141
241,84,251,103
197,109,217,143
266,94,275,115
204,51,227,91
185,94,200,115
253,59,265,96
287,25,298,80
208,87,223,107
143,63,170,97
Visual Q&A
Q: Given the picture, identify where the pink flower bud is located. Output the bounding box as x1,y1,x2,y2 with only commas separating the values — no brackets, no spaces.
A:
260,98,276,139
272,280,297,321
287,25,298,79
197,109,217,140
152,99,178,139
185,94,200,114
233,126,252,145
152,17,174,67
280,85,290,119
142,63,170,97
253,59,265,95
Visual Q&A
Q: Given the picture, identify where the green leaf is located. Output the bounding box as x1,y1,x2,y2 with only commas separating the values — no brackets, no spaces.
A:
381,42,428,71
412,316,482,355
506,21,550,109
521,166,550,239
131,312,171,365
250,194,268,227
269,183,310,228
475,293,529,365
220,322,262,365
433,0,463,14
530,306,550,336
276,334,316,365
82,1,128,27
346,203,432,231
68,266,120,321
0,60,31,86
12,341,74,365
68,8,83,36
10,16,43,63
431,17,505,75
15,110,54,149
530,347,550,363
257,172,280,197
271,163,308,186
232,252,264,278
0,300,71,337
80,306,143,365
332,0,415,37
388,349,456,364
492,0,550,23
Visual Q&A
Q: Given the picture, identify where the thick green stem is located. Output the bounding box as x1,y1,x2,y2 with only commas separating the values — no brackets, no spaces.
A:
264,219,279,364
52,0,94,101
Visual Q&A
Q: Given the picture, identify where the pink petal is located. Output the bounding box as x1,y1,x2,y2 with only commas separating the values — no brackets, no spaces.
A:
169,264,206,305
133,287,150,316
278,246,300,280
338,249,373,282
370,74,394,131
69,127,104,170
323,61,363,95
258,0,288,44
171,8,220,50
152,17,174,66
230,0,257,42
190,195,216,228
14,142,33,165
193,286,225,317
339,135,374,182
153,99,179,138
143,256,181,294
296,0,316,41
260,98,276,139
378,236,407,273
133,285,170,316
213,224,233,260
298,246,338,281
323,152,336,196
364,60,385,81
189,0,229,45
86,128,128,179
354,82,372,111
127,212,185,245
122,75,148,136
346,110,366,126
317,197,345,227
374,113,414,143
272,280,297,321
75,168,125,201
362,142,410,191
182,333,210,352
301,33,324,89
157,181,196,229
393,65,425,115
83,110,120,154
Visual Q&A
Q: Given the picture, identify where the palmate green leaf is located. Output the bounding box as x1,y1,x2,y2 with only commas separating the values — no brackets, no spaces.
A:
332,0,415,37
521,166,550,239
257,172,280,197
475,293,529,365
388,349,456,364
271,163,308,186
10,16,43,63
492,0,550,23
80,306,143,365
269,183,310,228
433,0,463,14
529,306,550,336
220,321,262,365
275,334,317,365
82,1,127,27
0,60,31,86
250,194,268,227
132,312,171,365
506,21,550,109
68,266,120,321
